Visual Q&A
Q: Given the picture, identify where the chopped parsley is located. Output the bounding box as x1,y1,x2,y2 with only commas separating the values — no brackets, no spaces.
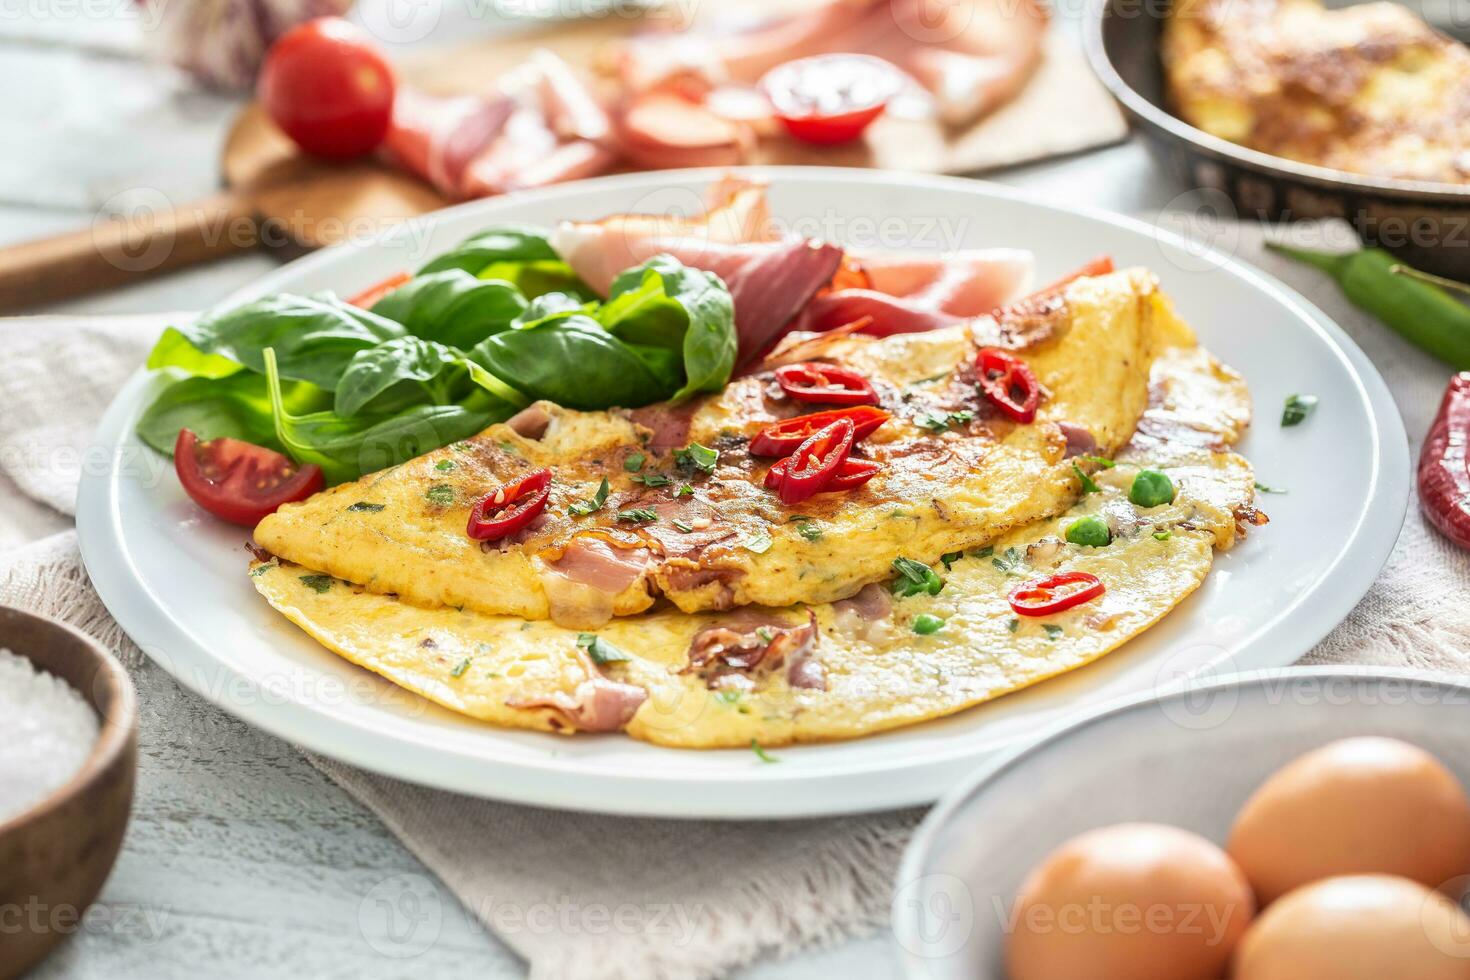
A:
1079,455,1116,469
249,562,275,577
751,739,780,764
1006,617,1020,633
1153,529,1172,541
741,529,773,554
623,452,646,472
940,550,964,570
972,545,995,559
347,501,386,513
1255,481,1288,494
917,409,974,433
991,547,1025,575
569,477,610,516
617,508,658,523
912,614,946,635
1072,463,1102,494
450,441,473,453
794,519,823,542
755,626,776,644
425,484,455,506
435,459,456,471
299,574,333,594
892,556,944,597
576,632,630,665
674,484,695,498
450,657,472,678
672,519,695,533
716,689,743,705
675,442,719,474
632,472,673,487
1043,624,1064,641
1282,393,1318,427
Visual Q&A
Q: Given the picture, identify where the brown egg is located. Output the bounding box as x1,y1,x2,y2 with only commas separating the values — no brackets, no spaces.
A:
1006,822,1254,980
1233,874,1470,980
1228,737,1470,903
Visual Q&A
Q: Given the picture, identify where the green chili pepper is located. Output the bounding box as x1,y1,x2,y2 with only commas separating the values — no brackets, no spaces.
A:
1129,469,1176,507
1065,515,1112,547
1268,245,1470,369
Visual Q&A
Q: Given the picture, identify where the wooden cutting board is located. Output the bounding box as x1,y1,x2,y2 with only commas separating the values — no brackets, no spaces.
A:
221,17,1128,249
0,11,1125,310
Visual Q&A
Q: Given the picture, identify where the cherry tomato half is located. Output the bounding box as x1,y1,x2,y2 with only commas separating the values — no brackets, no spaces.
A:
258,17,396,160
1008,571,1106,617
760,54,903,145
749,406,890,457
174,429,323,527
774,362,879,406
977,348,1042,424
467,468,552,541
765,455,881,493
347,271,411,308
776,418,855,505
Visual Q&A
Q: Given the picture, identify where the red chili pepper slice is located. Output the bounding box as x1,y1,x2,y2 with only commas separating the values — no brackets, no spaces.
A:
765,455,880,493
1008,571,1105,617
346,271,411,308
1419,372,1470,551
466,468,552,541
977,348,1042,424
774,362,879,406
749,406,889,457
776,419,855,505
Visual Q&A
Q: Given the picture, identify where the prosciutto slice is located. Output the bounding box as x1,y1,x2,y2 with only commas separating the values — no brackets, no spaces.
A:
614,0,1049,127
552,178,841,363
798,249,1034,335
506,652,648,733
380,50,616,200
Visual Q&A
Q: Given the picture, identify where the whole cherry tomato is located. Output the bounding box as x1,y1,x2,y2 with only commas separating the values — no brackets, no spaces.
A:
258,18,396,160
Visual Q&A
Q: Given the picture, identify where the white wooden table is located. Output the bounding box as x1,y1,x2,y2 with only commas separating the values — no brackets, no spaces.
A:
1,5,1179,976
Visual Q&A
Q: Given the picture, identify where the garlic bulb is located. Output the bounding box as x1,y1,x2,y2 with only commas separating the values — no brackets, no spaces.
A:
146,0,354,91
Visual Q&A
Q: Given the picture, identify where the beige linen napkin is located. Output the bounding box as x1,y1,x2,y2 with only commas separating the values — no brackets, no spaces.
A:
0,217,1467,979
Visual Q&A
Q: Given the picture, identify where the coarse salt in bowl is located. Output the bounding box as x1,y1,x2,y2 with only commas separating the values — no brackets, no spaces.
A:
0,647,101,822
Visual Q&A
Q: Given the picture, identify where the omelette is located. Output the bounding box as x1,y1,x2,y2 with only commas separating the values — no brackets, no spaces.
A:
1163,0,1470,184
255,269,1170,628
250,321,1266,747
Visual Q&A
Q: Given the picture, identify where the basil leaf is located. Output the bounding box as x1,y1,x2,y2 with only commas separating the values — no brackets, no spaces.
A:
369,270,527,349
136,371,330,456
177,293,406,390
333,338,465,418
512,292,592,329
263,349,514,484
418,225,561,277
145,327,242,379
599,254,737,402
891,556,943,597
471,315,676,409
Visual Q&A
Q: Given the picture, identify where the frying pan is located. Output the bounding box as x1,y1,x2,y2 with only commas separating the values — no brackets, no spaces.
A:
1084,0,1470,279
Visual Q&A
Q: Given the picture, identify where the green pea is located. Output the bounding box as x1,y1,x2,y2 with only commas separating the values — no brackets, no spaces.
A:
1065,515,1112,547
911,614,946,635
1129,468,1176,507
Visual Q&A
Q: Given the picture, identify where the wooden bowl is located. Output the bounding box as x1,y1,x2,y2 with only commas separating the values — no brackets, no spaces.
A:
1084,0,1470,280
0,606,137,980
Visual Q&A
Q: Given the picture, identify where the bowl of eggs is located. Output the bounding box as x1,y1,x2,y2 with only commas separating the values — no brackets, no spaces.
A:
894,666,1470,979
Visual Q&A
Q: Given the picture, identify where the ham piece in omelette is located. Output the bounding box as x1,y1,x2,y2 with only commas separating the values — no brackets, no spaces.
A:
253,268,1171,628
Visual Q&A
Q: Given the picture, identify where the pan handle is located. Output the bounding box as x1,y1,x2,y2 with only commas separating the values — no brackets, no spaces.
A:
0,191,256,313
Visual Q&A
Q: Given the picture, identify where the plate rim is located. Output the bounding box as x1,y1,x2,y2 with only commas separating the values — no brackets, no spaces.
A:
77,166,1410,819
890,665,1468,978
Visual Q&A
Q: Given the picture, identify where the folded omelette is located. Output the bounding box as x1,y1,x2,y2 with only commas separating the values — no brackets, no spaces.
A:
250,271,1266,747
256,269,1171,627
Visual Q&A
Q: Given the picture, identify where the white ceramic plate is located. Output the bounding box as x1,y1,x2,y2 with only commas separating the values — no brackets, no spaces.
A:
893,667,1470,978
77,168,1408,819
